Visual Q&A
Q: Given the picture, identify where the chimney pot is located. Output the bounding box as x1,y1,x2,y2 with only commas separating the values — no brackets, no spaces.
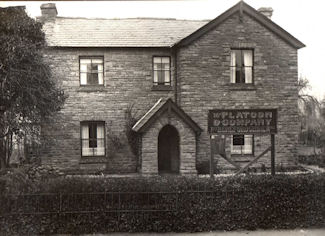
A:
40,3,57,19
258,7,273,19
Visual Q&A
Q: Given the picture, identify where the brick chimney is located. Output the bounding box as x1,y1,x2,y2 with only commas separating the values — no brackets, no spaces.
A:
40,3,57,19
258,7,273,19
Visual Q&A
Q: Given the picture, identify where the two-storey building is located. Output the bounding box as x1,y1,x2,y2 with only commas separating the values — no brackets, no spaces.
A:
38,1,305,175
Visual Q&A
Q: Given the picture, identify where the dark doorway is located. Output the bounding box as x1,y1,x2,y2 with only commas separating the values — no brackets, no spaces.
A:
158,125,180,174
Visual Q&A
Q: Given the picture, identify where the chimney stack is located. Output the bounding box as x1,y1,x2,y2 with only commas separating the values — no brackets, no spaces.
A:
258,7,273,19
40,3,57,19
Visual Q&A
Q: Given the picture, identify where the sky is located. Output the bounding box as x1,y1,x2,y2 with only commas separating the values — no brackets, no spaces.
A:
1,0,324,100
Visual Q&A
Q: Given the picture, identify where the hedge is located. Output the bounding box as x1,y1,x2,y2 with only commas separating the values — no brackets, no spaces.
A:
297,154,325,168
0,173,324,234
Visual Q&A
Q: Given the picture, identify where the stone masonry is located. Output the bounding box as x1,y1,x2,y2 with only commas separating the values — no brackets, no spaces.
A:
141,111,197,175
39,1,304,174
177,12,300,171
41,48,176,173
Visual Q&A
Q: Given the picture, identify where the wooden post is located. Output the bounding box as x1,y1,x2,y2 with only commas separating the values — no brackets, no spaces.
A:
271,134,275,176
210,136,214,179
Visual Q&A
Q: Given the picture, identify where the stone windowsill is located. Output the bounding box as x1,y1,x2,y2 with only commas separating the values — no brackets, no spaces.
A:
78,85,106,92
228,83,257,91
151,85,173,91
80,156,107,164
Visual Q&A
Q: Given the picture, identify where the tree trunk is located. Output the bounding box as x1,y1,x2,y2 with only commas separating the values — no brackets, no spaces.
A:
313,132,317,156
0,138,5,170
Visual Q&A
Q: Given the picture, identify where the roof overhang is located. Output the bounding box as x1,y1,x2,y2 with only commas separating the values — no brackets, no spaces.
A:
132,98,202,135
173,1,305,49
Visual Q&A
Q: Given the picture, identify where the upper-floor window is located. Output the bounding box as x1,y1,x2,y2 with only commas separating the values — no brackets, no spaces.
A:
80,57,104,86
153,56,171,86
81,121,105,157
231,134,253,155
230,49,253,84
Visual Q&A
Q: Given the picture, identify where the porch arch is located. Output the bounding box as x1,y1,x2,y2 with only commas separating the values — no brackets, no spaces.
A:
158,124,180,174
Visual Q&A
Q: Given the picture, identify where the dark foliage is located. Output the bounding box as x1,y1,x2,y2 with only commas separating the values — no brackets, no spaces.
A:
0,6,66,168
298,154,325,168
0,174,324,234
124,104,139,157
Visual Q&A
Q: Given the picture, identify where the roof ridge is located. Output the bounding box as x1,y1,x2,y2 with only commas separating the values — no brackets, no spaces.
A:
53,16,210,22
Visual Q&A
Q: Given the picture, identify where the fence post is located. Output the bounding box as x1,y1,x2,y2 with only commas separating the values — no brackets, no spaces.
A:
271,134,275,176
59,193,62,213
118,192,121,226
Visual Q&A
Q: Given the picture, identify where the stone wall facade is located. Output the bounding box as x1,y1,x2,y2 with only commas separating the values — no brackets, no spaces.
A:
141,111,197,176
177,12,299,171
41,48,176,173
40,11,300,174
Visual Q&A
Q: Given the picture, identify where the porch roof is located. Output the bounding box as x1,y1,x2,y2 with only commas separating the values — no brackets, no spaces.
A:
132,98,202,135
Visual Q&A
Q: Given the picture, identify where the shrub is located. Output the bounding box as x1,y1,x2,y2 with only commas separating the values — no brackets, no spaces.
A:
297,154,325,167
196,160,220,174
0,173,324,234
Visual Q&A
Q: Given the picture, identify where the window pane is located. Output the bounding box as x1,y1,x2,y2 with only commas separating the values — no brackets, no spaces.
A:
97,124,105,139
80,73,87,85
91,64,98,72
164,71,170,83
241,67,246,83
233,135,244,145
161,57,169,64
153,57,161,63
97,64,103,72
231,145,242,154
158,71,164,84
230,51,236,67
88,73,99,85
243,135,253,154
80,59,91,64
235,50,242,67
244,67,252,83
89,123,97,148
153,71,158,83
82,143,92,156
81,125,89,139
243,50,253,66
98,73,104,85
92,59,103,64
235,68,241,83
80,64,88,72
230,67,236,83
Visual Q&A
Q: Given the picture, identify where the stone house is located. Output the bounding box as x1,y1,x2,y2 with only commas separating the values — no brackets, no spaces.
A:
38,1,305,175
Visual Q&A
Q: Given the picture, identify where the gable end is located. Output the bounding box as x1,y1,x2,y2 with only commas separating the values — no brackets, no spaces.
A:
174,1,305,49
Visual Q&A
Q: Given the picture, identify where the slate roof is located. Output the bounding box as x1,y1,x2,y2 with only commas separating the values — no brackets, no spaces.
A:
41,1,304,49
42,17,209,47
132,98,202,134
132,98,165,132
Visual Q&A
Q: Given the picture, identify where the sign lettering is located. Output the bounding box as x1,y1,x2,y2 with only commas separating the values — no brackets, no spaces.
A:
208,109,277,134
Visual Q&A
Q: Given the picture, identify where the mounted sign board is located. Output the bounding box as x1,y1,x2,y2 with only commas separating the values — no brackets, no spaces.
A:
208,109,277,134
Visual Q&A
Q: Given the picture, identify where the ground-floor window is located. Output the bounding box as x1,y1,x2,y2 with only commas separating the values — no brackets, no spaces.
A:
231,134,253,155
81,121,105,157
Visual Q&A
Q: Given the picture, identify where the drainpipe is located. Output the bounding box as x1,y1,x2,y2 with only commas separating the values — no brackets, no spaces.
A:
171,47,178,105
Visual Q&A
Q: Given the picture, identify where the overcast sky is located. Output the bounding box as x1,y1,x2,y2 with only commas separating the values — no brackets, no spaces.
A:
1,0,324,99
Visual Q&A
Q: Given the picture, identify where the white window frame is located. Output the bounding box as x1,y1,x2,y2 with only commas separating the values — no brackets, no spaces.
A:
231,134,254,155
230,49,253,84
79,57,104,86
153,56,171,86
81,121,105,157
